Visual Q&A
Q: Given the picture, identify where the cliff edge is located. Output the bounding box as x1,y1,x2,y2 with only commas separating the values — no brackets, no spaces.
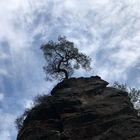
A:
17,76,140,140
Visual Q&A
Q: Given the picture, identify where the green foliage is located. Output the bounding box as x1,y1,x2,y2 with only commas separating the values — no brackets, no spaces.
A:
15,36,91,131
15,94,53,131
129,87,140,103
16,82,140,131
41,36,92,81
113,82,127,92
15,108,31,131
33,94,52,105
112,81,140,115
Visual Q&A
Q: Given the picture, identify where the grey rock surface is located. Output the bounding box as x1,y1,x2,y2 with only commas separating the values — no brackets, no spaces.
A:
17,76,140,140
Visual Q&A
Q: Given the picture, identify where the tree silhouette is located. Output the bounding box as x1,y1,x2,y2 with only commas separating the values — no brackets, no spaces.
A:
112,82,140,115
41,36,91,81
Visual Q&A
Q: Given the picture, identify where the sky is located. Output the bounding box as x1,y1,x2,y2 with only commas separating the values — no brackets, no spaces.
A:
0,0,140,139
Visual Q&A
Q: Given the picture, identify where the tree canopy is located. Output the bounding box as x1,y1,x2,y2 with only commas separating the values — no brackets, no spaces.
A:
41,36,91,81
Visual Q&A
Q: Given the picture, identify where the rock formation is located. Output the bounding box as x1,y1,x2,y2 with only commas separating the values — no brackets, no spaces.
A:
17,76,140,140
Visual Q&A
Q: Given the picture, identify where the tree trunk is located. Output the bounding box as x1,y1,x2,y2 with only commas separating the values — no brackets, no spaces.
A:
59,69,68,79
57,58,69,79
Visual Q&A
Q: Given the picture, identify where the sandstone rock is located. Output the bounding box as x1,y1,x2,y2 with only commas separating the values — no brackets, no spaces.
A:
17,76,140,140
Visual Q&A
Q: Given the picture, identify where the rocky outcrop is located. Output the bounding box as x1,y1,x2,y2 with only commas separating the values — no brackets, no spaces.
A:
17,76,140,140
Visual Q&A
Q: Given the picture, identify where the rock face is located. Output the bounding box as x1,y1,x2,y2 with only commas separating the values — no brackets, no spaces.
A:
17,76,140,140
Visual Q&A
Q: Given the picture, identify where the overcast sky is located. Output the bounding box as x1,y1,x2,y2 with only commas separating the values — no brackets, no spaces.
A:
0,0,140,140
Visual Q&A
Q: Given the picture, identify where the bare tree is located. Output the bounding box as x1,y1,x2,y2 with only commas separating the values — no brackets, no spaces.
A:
41,36,91,81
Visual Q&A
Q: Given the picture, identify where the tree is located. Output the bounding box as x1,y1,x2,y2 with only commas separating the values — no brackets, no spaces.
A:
112,82,140,115
41,36,91,81
15,108,31,131
112,82,127,92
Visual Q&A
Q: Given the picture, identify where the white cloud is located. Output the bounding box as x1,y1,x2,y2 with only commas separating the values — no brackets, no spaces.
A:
0,52,9,60
0,111,16,140
0,131,10,140
0,69,8,76
22,99,34,109
0,93,4,101
0,0,140,140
